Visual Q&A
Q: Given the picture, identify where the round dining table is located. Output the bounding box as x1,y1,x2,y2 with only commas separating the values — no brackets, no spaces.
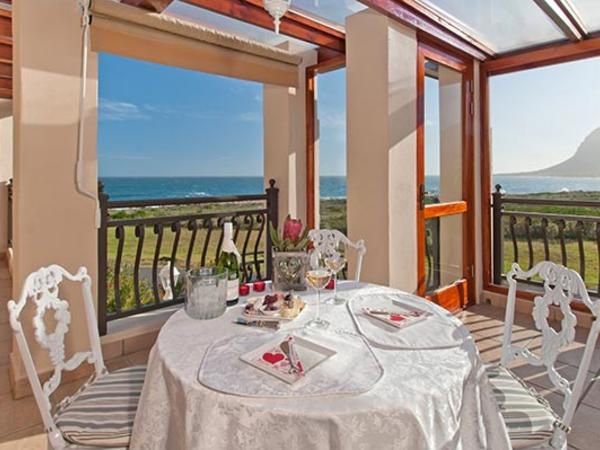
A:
130,282,511,450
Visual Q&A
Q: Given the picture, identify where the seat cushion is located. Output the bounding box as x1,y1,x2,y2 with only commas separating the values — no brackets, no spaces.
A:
55,365,146,448
485,364,557,449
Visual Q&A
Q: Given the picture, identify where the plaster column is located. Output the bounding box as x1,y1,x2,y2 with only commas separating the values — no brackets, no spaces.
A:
438,66,463,286
11,0,98,381
263,42,317,226
346,10,418,290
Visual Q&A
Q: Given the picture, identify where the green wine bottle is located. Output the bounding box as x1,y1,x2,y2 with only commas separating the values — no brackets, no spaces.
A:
217,222,241,306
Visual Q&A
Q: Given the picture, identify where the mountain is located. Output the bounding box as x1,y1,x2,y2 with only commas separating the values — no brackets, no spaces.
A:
507,127,600,177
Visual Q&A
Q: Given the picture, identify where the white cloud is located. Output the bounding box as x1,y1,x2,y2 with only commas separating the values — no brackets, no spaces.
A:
237,111,262,123
320,110,345,130
100,152,150,161
99,99,150,121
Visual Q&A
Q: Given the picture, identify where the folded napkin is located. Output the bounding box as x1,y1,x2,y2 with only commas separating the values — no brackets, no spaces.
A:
348,291,471,350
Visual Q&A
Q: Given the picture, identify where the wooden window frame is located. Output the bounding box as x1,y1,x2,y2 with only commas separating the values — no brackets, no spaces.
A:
305,55,346,229
480,35,600,308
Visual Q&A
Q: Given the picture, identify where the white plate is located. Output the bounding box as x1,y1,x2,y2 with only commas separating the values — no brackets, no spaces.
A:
242,296,305,322
240,335,336,385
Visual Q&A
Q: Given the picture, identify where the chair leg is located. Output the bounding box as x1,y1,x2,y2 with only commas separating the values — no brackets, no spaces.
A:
550,429,567,450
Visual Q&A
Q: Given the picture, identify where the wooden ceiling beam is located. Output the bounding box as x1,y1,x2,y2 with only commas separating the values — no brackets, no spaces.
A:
120,0,175,13
181,0,345,53
483,33,600,75
533,0,583,42
554,0,588,38
358,0,490,60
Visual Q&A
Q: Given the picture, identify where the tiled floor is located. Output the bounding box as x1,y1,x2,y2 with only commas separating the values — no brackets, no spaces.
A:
1,292,598,449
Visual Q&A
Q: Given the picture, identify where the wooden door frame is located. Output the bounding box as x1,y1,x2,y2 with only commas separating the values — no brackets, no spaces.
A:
305,55,346,229
416,40,476,305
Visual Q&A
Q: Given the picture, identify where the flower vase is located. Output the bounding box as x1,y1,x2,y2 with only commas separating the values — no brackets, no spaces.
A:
272,251,308,291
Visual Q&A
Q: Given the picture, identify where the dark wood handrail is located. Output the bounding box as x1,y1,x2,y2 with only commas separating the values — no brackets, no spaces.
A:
491,184,600,296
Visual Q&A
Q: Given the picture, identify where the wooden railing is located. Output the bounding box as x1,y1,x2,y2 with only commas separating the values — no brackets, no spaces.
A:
491,185,600,296
97,179,279,335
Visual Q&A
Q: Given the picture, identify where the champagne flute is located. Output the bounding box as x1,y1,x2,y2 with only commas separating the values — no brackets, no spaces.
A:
304,263,332,330
324,252,347,305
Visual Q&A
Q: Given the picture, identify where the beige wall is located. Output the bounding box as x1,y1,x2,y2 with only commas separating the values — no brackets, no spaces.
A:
12,0,98,376
0,99,12,255
346,10,418,291
263,42,317,226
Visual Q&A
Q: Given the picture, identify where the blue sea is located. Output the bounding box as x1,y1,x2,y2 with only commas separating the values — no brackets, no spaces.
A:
100,175,600,201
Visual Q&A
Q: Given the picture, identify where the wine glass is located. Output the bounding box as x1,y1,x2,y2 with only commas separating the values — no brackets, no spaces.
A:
304,259,332,330
324,251,347,305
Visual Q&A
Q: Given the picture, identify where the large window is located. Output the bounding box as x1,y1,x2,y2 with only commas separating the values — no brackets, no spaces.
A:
98,53,264,194
487,56,600,295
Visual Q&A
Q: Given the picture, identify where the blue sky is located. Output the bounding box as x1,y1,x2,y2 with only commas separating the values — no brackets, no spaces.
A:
99,53,600,177
98,53,346,177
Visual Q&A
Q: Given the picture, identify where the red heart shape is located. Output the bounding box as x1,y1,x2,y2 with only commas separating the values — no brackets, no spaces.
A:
262,352,285,365
390,314,406,322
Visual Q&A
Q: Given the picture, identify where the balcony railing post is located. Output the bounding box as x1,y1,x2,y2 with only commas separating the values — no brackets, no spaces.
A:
492,184,504,285
7,178,12,249
97,181,109,336
265,179,279,280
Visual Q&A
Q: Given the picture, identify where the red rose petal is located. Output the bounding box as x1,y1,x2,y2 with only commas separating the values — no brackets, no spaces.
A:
390,314,406,322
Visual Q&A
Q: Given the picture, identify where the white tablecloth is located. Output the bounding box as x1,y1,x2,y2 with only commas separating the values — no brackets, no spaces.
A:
131,283,510,450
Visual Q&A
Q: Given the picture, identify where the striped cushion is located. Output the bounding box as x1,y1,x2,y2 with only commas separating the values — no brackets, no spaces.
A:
485,364,557,449
55,365,146,448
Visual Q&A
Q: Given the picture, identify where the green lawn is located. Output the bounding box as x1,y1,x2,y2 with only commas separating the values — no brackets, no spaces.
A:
105,193,600,313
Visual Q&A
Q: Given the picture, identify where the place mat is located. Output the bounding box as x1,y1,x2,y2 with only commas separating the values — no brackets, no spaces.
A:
197,328,384,398
347,292,471,350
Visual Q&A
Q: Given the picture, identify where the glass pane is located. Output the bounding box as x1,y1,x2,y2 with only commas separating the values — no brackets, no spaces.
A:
488,56,600,295
425,215,464,294
424,60,463,204
423,0,565,52
570,0,600,32
291,0,367,26
318,69,347,234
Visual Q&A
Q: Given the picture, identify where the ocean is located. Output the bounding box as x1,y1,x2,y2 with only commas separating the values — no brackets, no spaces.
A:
100,175,600,201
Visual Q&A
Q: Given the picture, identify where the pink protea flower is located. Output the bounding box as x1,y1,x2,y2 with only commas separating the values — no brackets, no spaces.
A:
282,215,303,242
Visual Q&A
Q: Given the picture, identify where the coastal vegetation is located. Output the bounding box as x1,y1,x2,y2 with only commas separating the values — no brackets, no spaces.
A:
105,191,600,313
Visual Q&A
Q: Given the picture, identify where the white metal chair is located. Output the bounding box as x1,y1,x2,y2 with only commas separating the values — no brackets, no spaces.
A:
308,229,366,282
8,265,146,449
488,261,600,450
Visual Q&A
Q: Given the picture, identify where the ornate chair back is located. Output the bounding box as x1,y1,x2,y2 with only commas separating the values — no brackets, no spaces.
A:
502,261,600,445
308,229,366,282
7,265,106,445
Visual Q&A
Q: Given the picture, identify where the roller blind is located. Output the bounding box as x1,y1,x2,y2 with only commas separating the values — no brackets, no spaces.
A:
89,0,301,87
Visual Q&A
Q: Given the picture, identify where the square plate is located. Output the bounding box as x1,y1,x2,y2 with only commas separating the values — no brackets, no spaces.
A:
240,335,336,384
362,303,430,329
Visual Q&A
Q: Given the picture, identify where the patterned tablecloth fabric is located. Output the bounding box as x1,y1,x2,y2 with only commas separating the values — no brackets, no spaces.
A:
130,283,511,450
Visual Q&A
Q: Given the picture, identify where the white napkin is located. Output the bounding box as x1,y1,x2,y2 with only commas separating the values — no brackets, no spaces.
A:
348,291,471,350
197,327,383,398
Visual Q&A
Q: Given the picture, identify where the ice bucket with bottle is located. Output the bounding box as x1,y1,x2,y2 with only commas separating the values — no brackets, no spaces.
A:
184,268,228,320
